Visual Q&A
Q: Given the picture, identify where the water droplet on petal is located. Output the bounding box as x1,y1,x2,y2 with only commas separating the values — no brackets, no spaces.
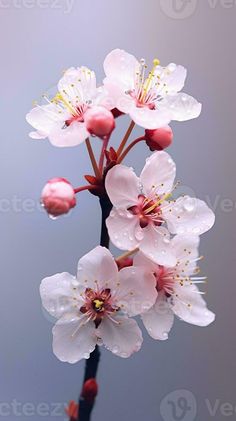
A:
112,346,120,354
162,332,168,339
49,214,58,220
183,198,196,212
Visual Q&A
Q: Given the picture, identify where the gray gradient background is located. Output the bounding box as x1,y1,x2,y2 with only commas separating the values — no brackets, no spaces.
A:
0,0,235,419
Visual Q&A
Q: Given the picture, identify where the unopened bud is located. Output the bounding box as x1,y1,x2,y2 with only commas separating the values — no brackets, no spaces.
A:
82,378,98,403
145,126,173,151
84,106,115,138
65,401,79,420
116,257,133,270
41,178,76,217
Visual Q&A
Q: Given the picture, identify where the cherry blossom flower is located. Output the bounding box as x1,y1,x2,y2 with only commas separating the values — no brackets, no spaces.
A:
40,246,157,363
26,67,111,147
103,49,202,129
133,235,215,340
105,151,215,267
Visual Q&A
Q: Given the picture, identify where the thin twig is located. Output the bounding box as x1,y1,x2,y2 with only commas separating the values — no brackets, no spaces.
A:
85,138,101,179
117,136,145,164
117,121,135,156
116,247,139,262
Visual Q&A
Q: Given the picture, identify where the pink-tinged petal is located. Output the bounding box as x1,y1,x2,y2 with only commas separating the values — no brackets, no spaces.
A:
49,121,89,147
105,164,140,208
161,93,202,122
163,196,215,235
26,104,66,135
29,130,47,139
171,284,215,327
58,66,97,104
116,266,157,316
77,246,118,290
40,272,81,319
133,251,159,273
52,316,96,363
156,64,187,94
106,209,140,251
140,225,177,267
97,315,143,358
140,151,176,197
129,107,171,130
141,292,174,340
103,81,136,114
104,49,138,90
171,235,200,276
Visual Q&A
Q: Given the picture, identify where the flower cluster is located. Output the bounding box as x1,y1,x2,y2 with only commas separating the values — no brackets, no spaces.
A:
27,49,215,365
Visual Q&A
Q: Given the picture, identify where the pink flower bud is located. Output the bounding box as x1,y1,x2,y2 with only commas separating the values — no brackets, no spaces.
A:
84,106,115,138
116,257,133,271
145,126,173,151
41,178,76,217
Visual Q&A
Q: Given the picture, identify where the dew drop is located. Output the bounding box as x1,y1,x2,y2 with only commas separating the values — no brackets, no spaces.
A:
135,230,144,241
112,346,120,354
162,332,168,339
49,214,58,220
183,198,195,212
167,63,177,72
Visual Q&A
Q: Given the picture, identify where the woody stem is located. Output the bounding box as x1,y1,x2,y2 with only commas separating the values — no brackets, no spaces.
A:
77,194,112,421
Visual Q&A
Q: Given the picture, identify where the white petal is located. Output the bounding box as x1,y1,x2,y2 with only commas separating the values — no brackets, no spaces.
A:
105,164,140,208
26,104,66,135
171,284,215,327
97,315,143,358
171,235,200,275
117,266,157,316
40,272,80,319
52,316,96,363
133,251,159,273
29,130,47,139
129,107,171,130
58,66,97,104
161,93,202,122
140,225,177,267
77,246,118,290
104,49,138,90
140,151,176,196
156,64,187,94
106,209,140,250
49,121,89,147
163,196,215,235
142,292,174,340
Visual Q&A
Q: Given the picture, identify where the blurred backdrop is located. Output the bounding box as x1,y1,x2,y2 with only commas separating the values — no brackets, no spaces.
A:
0,0,235,420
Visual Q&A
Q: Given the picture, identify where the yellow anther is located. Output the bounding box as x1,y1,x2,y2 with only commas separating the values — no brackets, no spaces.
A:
93,299,104,310
141,57,161,101
153,58,160,66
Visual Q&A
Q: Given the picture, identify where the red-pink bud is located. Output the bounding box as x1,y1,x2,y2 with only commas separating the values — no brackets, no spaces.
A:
116,257,133,271
145,126,173,151
65,401,79,420
41,178,76,217
82,378,98,403
84,106,115,138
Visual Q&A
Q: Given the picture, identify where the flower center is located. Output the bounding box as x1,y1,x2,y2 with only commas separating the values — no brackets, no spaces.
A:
80,288,118,327
126,58,161,108
128,194,163,228
155,266,175,297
